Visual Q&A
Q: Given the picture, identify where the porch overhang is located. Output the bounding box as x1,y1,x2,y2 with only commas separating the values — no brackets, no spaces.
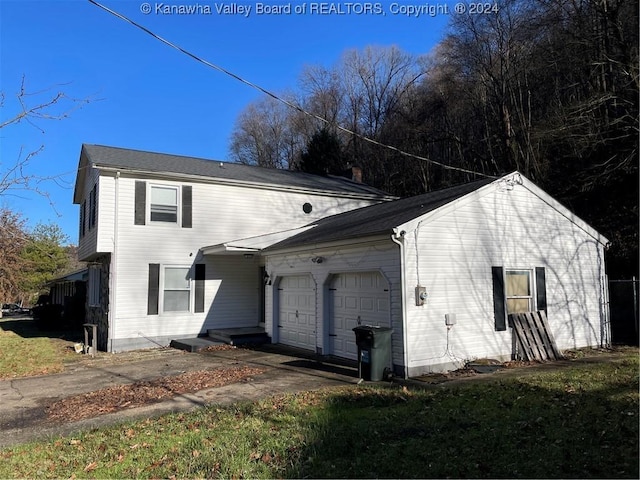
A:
200,225,316,256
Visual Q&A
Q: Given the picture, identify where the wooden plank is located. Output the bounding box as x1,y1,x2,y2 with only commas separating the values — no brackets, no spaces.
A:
528,311,554,359
510,313,535,361
523,311,549,361
510,311,563,362
509,315,526,360
536,310,563,359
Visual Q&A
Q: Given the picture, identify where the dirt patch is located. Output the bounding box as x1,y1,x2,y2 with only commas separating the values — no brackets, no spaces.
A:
46,366,265,422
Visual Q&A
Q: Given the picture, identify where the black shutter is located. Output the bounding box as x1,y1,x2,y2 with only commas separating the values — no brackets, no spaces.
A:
492,266,507,331
80,201,86,238
535,267,547,314
90,183,97,228
135,181,146,225
182,185,192,228
195,263,205,313
148,263,160,315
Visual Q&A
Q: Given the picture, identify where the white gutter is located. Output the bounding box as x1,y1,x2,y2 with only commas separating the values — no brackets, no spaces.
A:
109,170,120,352
391,228,409,379
94,164,397,202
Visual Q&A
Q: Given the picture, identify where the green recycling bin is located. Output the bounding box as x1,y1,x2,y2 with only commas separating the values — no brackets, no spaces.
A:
353,325,393,381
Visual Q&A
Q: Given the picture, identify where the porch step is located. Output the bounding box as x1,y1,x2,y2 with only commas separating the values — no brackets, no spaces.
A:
170,337,224,353
207,327,270,346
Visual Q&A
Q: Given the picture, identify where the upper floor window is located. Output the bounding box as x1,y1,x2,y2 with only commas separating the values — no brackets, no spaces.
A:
150,185,178,223
135,181,192,227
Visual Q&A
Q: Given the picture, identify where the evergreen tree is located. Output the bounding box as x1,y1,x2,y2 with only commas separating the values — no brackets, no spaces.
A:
298,128,344,176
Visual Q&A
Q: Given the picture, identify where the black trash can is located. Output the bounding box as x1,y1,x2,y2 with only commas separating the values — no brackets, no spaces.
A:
352,325,393,381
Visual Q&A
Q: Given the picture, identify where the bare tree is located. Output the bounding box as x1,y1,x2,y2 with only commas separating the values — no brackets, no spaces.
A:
1,76,91,200
229,95,302,169
0,77,91,306
229,45,425,185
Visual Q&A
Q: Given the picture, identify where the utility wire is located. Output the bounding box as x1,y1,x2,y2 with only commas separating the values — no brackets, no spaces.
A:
88,0,496,179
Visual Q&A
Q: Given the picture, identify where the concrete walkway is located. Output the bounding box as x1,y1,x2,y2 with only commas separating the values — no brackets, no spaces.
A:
0,346,359,449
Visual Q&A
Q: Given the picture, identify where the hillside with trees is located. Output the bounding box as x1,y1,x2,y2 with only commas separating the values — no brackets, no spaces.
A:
229,0,638,278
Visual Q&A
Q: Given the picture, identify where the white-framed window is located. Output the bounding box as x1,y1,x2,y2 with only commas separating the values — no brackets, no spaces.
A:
505,269,533,314
162,266,191,312
88,266,101,307
150,185,178,223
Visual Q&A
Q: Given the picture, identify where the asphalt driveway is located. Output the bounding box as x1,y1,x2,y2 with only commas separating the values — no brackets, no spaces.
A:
0,345,359,449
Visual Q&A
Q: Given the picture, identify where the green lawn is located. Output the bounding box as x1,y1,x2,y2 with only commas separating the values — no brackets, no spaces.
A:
0,348,637,479
0,317,80,379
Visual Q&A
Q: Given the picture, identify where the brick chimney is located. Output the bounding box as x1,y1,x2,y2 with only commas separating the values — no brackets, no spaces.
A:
351,166,363,183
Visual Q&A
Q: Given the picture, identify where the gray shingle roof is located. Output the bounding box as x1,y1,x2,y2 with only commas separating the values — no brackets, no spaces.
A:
80,144,391,197
265,177,496,250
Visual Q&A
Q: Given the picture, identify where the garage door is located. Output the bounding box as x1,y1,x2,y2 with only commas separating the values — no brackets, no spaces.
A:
278,274,316,350
329,272,390,360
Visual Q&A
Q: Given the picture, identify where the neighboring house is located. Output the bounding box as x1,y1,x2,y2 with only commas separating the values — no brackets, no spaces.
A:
252,172,610,376
33,268,87,327
73,144,394,352
46,268,87,307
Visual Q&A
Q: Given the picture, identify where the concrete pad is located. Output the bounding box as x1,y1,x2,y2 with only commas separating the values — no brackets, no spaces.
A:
0,346,358,449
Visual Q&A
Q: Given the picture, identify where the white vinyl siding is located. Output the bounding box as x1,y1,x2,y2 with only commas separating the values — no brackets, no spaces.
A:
105,176,381,352
78,168,115,261
400,180,607,375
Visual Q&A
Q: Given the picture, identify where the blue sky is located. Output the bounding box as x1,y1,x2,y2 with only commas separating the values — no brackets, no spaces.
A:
1,0,453,243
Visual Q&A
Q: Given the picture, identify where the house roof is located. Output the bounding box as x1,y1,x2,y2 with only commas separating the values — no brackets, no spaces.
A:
46,267,88,286
201,226,316,255
74,144,393,203
260,172,609,252
263,177,496,251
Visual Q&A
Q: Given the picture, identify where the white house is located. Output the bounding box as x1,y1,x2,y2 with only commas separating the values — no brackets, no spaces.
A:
73,144,394,352
74,145,610,377
255,172,610,376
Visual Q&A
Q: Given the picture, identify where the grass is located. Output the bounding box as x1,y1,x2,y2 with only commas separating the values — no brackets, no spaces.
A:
0,348,637,479
0,316,81,379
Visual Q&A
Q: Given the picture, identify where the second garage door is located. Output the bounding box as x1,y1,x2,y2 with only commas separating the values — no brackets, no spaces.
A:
329,272,390,360
278,274,316,351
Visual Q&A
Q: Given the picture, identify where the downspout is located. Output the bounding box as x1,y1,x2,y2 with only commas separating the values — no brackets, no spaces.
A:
391,228,409,379
109,171,120,352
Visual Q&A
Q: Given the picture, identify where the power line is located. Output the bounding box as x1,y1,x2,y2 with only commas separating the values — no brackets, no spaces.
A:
87,0,496,179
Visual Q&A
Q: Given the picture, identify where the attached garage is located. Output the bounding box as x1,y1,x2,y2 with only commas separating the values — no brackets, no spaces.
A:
329,272,390,359
263,172,610,378
277,274,316,351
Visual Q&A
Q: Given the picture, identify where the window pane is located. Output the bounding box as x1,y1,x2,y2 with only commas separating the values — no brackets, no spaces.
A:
165,267,189,289
507,298,530,314
164,291,190,312
150,204,177,222
506,271,530,296
151,186,177,205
